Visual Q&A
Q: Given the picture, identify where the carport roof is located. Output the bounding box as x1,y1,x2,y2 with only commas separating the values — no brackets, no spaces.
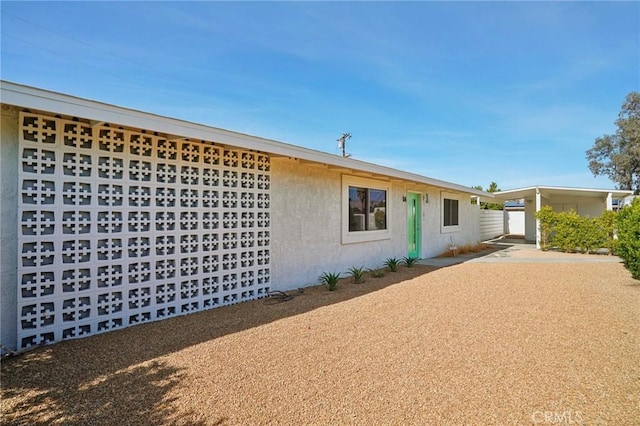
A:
493,186,633,201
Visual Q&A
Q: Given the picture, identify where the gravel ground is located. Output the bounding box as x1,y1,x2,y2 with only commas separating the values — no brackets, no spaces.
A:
2,257,639,425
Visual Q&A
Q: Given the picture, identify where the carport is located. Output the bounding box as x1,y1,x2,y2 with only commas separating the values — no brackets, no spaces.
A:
492,186,633,248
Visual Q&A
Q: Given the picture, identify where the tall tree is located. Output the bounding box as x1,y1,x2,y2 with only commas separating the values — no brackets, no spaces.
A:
474,182,503,210
487,181,500,193
586,92,640,192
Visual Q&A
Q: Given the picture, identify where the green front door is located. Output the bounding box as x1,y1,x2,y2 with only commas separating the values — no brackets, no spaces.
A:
407,193,420,258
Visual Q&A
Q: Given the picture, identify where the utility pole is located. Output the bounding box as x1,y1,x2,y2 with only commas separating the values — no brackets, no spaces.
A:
337,132,352,157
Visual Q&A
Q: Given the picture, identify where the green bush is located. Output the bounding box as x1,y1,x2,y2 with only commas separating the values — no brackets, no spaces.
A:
535,206,613,254
535,206,558,250
595,210,618,254
583,215,609,254
616,198,640,279
551,210,582,252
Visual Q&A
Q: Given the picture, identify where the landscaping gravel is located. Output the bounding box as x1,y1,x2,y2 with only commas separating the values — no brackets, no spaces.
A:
2,258,639,425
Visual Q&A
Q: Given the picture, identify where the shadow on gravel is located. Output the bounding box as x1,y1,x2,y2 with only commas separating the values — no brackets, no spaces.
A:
1,358,212,426
1,263,442,425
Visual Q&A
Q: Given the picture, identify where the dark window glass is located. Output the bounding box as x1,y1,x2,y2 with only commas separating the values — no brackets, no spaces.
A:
349,186,387,231
444,198,459,226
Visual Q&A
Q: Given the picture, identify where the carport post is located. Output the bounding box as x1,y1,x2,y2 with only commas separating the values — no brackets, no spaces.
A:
606,192,613,211
535,187,541,249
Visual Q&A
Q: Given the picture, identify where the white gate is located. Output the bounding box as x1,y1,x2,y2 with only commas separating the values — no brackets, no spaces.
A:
504,210,525,235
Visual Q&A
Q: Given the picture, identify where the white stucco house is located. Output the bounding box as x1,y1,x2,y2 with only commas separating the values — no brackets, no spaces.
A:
493,186,633,248
0,81,490,353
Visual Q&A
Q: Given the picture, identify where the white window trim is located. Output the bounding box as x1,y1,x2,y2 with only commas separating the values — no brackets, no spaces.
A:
342,175,391,244
441,191,460,234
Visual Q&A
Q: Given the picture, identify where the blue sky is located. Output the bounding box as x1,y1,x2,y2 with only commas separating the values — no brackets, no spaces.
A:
2,1,638,190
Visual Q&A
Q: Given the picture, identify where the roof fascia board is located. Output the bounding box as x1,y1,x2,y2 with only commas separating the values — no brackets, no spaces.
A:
492,187,536,201
1,80,488,197
538,186,633,196
537,188,552,200
495,186,633,199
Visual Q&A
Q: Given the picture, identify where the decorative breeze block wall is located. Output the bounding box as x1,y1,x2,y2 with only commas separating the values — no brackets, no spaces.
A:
17,112,271,349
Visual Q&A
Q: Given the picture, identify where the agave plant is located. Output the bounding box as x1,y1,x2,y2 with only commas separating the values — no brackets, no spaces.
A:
384,257,400,272
319,272,341,291
347,266,366,284
403,256,418,267
369,268,385,278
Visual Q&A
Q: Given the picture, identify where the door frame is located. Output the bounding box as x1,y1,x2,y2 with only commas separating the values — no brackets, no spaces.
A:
407,192,421,258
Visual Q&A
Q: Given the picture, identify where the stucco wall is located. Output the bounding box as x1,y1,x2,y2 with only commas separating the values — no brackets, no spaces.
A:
270,159,481,290
549,196,604,217
419,187,480,258
1,105,19,353
270,159,408,290
524,195,552,242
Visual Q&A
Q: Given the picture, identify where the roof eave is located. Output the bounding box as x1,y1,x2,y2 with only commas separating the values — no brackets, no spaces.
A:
493,185,634,200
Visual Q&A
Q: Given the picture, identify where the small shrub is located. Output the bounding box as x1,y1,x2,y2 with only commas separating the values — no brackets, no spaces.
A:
319,272,341,291
535,206,559,250
403,256,418,267
581,215,608,254
347,266,366,284
616,198,640,279
384,257,400,272
437,249,456,258
437,242,488,258
552,210,583,252
369,268,385,278
595,210,618,254
468,242,488,253
455,245,467,255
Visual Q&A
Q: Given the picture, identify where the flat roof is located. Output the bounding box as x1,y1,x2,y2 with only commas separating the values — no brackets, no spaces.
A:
1,80,488,198
493,186,633,201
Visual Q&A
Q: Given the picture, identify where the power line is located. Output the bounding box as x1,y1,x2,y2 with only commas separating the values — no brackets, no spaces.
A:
2,10,168,78
337,132,352,157
1,32,138,85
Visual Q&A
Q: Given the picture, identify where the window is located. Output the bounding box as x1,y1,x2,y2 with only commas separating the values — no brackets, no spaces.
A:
441,192,460,233
349,186,387,231
443,198,459,226
342,176,391,244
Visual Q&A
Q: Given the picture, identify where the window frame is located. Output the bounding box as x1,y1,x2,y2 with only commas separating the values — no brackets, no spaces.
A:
441,191,461,233
342,175,391,244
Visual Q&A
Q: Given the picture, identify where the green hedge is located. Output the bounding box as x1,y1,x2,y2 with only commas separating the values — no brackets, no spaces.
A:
535,201,640,280
534,206,615,254
616,198,640,279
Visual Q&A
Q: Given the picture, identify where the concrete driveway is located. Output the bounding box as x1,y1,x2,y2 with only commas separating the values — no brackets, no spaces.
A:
419,238,624,267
